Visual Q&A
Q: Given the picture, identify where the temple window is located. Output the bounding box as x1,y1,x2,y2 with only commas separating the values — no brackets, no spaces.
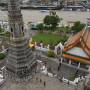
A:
11,28,13,37
11,28,13,32
22,26,24,36
22,26,24,32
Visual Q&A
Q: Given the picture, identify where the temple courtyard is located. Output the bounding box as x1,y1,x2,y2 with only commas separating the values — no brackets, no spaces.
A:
0,57,87,90
1,73,78,90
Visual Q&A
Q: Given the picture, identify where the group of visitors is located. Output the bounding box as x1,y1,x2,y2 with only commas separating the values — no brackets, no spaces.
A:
35,77,46,87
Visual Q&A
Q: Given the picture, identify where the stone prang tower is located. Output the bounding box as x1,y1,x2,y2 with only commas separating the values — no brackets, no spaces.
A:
6,0,36,81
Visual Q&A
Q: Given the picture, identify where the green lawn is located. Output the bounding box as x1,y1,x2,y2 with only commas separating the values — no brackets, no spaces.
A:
32,33,64,45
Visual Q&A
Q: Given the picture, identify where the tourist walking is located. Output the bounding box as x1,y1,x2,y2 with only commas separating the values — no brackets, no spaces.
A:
44,81,46,87
40,79,42,83
36,77,38,82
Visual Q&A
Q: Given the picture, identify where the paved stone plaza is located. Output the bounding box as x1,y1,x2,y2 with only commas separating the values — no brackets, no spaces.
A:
40,55,88,79
1,73,77,90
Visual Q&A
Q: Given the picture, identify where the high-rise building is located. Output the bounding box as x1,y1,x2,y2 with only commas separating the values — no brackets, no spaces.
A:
64,0,80,5
6,0,36,81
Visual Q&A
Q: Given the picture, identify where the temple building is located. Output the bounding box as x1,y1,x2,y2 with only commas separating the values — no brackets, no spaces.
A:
1,0,36,89
1,0,37,89
5,0,36,81
63,19,90,71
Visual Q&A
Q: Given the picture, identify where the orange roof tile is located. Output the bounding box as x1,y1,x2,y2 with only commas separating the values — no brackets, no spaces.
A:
64,29,90,57
63,54,90,64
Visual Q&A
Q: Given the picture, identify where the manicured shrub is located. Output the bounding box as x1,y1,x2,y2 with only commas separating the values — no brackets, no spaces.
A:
0,53,6,60
47,50,55,57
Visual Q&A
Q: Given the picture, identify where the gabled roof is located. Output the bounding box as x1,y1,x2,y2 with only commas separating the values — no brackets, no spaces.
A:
64,28,90,58
66,47,89,58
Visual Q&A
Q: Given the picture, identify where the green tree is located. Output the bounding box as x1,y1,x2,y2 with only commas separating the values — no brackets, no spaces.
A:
60,26,71,34
44,12,60,30
5,31,11,37
0,27,4,33
0,53,6,60
71,21,85,33
36,23,44,32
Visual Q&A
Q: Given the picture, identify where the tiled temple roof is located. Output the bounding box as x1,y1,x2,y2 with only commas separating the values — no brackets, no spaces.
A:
64,28,90,58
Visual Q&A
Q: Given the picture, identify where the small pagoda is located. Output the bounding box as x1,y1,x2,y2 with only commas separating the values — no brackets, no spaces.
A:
63,20,90,70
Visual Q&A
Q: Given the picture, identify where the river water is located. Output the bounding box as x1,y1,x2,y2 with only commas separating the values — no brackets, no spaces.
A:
0,10,90,26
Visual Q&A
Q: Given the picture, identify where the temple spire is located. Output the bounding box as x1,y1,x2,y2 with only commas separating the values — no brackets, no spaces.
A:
6,0,36,81
8,0,24,38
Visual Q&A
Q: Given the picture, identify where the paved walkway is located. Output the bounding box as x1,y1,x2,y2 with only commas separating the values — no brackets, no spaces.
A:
40,53,89,72
36,53,88,82
1,73,77,90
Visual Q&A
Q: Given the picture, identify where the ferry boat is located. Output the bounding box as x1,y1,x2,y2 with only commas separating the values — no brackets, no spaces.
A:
40,10,50,13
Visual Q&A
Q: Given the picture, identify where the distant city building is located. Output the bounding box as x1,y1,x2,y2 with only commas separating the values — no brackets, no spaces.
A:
64,0,80,5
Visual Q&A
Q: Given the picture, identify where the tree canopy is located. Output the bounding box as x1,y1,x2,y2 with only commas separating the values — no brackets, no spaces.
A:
44,11,60,30
71,21,85,33
0,53,6,60
36,23,44,32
